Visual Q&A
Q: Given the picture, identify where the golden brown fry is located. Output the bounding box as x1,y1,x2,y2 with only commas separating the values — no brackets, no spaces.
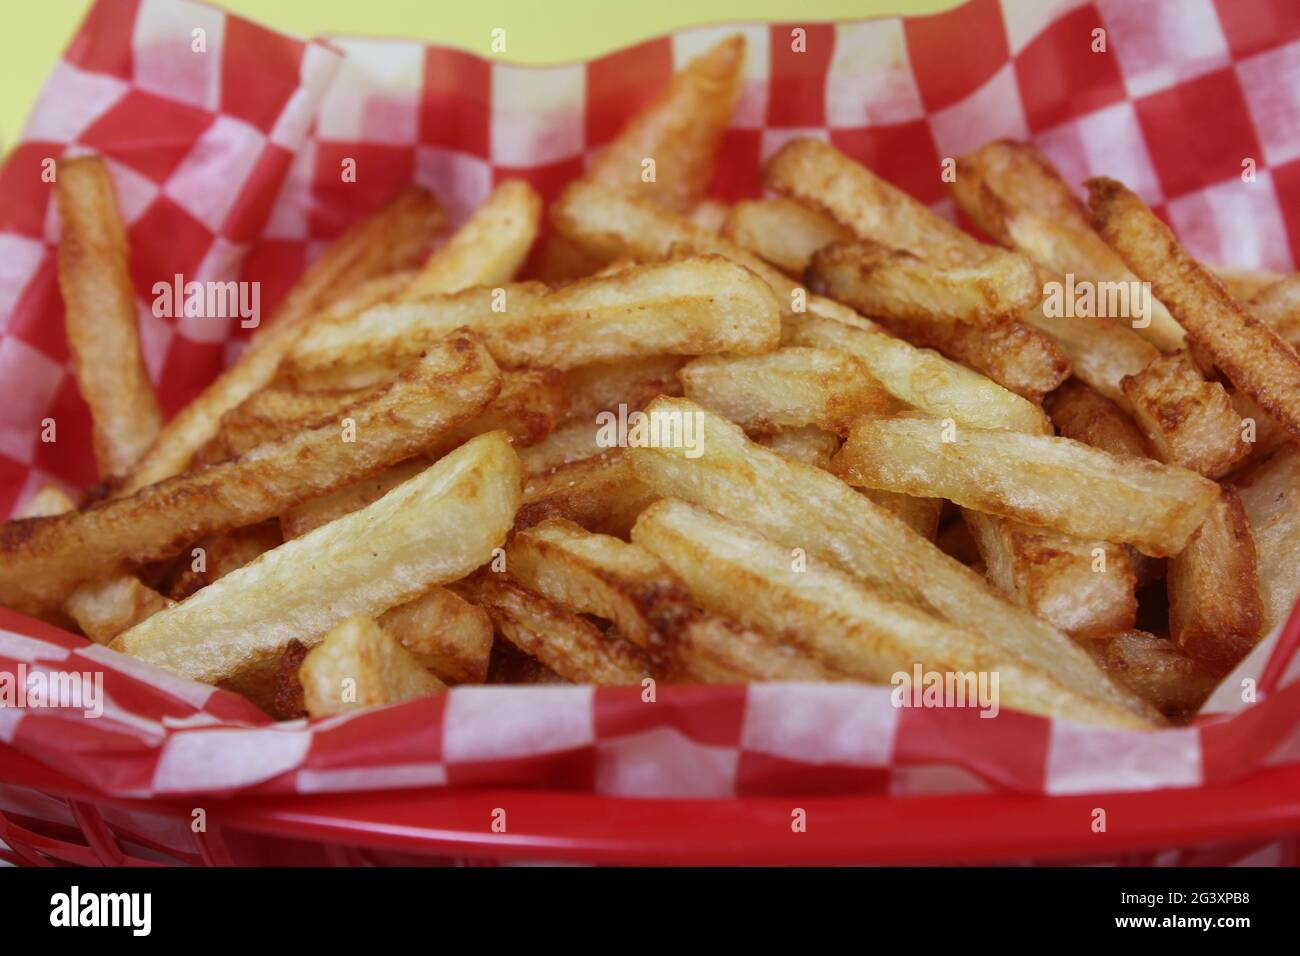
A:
16,485,78,519
1089,177,1300,444
679,347,889,435
786,313,1049,434
507,517,694,661
300,616,447,718
1211,264,1284,301
110,431,522,687
1099,631,1221,721
951,140,1185,351
688,199,730,232
519,423,606,475
1237,445,1300,634
64,576,174,645
633,498,1147,725
118,187,444,494
1021,300,1158,403
1119,351,1250,477
1248,273,1300,351
280,457,430,540
722,197,850,275
627,398,1156,726
285,256,780,387
0,332,501,608
1167,487,1262,674
1045,380,1150,459
763,138,986,266
672,615,847,683
962,510,1136,640
832,416,1219,556
756,426,840,468
808,239,1040,326
861,490,943,540
377,585,493,684
586,35,744,212
403,180,541,299
562,356,684,426
55,156,162,478
476,574,654,684
517,449,657,537
1230,389,1290,463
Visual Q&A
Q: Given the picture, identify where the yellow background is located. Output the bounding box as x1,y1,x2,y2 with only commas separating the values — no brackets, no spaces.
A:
1,0,960,148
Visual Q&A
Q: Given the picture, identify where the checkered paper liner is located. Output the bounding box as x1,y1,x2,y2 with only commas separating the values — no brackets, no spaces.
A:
1,0,1300,806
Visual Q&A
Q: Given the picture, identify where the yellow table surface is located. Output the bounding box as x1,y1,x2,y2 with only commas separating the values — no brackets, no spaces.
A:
1,0,957,151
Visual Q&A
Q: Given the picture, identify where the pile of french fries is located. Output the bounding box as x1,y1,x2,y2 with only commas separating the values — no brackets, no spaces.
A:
5,34,1300,730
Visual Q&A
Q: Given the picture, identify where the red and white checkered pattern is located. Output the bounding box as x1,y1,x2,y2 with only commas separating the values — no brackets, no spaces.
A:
2,0,1300,812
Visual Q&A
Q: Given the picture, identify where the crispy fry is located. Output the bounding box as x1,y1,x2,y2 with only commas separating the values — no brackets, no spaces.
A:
1236,445,1300,634
808,239,1040,326
517,450,658,536
1089,177,1300,444
562,356,684,426
962,510,1136,640
786,313,1049,434
627,398,1156,726
832,416,1219,556
403,180,541,299
1099,631,1220,721
284,256,780,387
1211,264,1284,301
377,585,493,684
1248,273,1300,351
280,457,430,540
1230,389,1290,463
64,576,174,645
951,140,1185,351
475,573,655,684
0,332,501,608
1021,301,1158,403
672,615,847,683
861,490,944,540
1045,380,1150,459
118,187,444,494
722,197,850,275
1119,351,1250,477
633,498,1146,725
519,423,606,475
756,426,840,468
586,35,744,212
300,616,447,717
763,138,986,266
55,157,162,478
1167,487,1262,674
679,347,889,435
110,431,522,687
507,517,694,661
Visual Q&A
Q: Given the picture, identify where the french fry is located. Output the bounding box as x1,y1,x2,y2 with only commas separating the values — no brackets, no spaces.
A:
763,138,986,266
475,573,655,684
688,199,730,232
672,615,847,683
1044,380,1150,459
786,313,1049,434
756,426,840,468
0,332,502,608
402,180,541,299
1021,300,1158,403
519,423,607,475
1237,445,1300,634
633,498,1149,725
962,510,1136,640
627,398,1156,726
1230,389,1290,462
1248,273,1300,351
517,449,658,536
722,197,850,275
1089,177,1300,443
507,517,695,661
586,35,744,212
1211,264,1284,301
1119,351,1251,477
55,157,163,478
808,239,1040,326
110,431,522,688
118,187,445,494
561,356,684,426
16,485,78,519
951,140,1186,351
280,457,430,540
64,576,174,646
1167,487,1263,674
679,347,890,435
299,616,447,718
1098,631,1221,721
862,491,943,541
832,416,1219,556
377,585,493,684
284,256,780,387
